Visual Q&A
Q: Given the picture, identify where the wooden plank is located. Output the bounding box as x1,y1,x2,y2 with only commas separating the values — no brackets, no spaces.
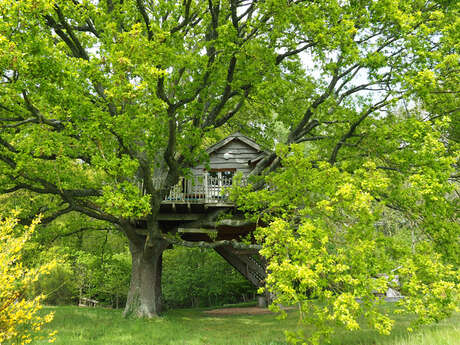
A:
206,136,235,154
204,173,208,203
205,202,235,207
162,199,206,204
193,164,254,174
227,250,266,278
213,148,259,154
192,164,205,170
193,162,249,170
208,158,252,165
224,137,261,151
249,153,267,164
207,162,251,169
206,133,262,155
209,157,254,164
178,227,218,235
212,153,262,160
190,168,201,174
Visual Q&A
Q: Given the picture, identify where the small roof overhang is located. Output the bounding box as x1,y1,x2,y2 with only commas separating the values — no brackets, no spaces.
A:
206,132,266,155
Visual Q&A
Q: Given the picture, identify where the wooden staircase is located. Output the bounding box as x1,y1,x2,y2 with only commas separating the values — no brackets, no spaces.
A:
214,245,267,288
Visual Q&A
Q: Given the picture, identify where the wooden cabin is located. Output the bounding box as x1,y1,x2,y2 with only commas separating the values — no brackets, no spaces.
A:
162,132,269,205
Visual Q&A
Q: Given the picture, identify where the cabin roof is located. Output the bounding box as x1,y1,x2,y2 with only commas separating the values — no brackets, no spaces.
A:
206,132,265,155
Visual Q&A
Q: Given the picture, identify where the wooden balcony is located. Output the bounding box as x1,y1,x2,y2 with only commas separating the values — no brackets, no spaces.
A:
163,175,245,205
141,174,246,206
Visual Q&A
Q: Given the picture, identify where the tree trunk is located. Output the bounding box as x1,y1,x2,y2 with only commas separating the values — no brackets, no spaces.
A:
123,237,169,318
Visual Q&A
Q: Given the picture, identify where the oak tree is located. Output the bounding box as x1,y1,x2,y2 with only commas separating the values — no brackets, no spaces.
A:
0,0,458,326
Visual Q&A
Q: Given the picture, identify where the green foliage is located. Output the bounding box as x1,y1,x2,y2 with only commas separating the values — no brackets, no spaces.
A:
36,244,131,307
233,119,459,344
18,212,131,307
29,259,76,306
163,247,256,308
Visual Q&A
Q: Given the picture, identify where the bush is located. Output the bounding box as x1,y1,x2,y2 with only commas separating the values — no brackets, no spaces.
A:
0,215,56,344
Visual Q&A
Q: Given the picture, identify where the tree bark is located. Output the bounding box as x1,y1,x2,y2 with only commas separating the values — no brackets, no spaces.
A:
123,235,169,318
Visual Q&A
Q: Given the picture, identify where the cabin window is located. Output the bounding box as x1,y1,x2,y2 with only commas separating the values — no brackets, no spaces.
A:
221,170,234,179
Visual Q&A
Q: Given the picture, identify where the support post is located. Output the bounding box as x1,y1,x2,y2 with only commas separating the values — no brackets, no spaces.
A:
204,173,208,203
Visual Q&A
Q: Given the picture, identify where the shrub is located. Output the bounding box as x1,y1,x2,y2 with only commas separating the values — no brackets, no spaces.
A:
0,215,56,344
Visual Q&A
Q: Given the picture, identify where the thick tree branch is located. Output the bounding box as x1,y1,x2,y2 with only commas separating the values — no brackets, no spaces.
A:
295,135,331,143
136,0,153,40
0,136,18,153
50,226,114,243
18,205,74,227
287,54,345,144
213,85,251,128
72,202,120,224
329,95,393,164
0,153,16,168
54,5,90,60
156,77,171,106
1,179,102,198
22,91,65,130
170,0,197,35
203,55,238,127
276,42,316,65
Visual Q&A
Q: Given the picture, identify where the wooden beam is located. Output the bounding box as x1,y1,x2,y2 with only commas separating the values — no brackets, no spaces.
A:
178,227,218,235
136,227,217,236
205,202,235,208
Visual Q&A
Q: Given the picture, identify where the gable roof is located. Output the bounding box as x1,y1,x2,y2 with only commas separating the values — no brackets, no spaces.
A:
206,132,264,154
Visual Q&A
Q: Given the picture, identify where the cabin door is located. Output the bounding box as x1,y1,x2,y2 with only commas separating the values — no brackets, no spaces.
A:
207,170,234,201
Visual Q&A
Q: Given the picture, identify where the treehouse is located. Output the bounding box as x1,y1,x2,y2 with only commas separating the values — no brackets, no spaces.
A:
161,132,269,208
150,133,270,291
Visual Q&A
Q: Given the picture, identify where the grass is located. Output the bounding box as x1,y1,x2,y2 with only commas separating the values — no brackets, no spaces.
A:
29,305,459,345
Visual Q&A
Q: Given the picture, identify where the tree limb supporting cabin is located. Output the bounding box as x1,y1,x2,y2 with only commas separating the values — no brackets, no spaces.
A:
138,133,270,292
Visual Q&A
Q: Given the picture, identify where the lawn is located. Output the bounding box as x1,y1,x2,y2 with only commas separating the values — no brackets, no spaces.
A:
29,305,459,345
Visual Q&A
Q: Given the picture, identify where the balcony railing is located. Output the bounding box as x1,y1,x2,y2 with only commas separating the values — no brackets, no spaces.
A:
162,174,244,204
139,174,246,204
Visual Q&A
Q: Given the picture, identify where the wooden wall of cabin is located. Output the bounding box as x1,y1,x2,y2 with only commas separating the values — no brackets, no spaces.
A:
191,139,261,177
